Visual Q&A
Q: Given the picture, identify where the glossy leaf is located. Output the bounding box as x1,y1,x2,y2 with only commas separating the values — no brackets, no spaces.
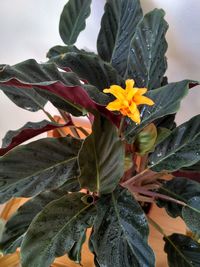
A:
97,0,143,76
0,179,80,254
124,80,194,143
0,136,82,203
21,193,96,267
164,233,200,267
149,115,200,172
90,187,155,267
59,0,92,45
157,177,200,218
182,197,200,236
0,59,120,126
78,115,124,194
49,52,124,91
0,120,72,156
126,9,168,90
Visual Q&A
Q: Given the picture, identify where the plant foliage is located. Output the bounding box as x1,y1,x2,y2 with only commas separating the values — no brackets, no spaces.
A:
0,0,199,266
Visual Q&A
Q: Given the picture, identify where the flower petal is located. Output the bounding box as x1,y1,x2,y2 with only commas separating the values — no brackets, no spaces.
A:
129,101,137,113
135,88,147,96
125,79,135,90
133,95,155,106
128,107,141,124
106,99,122,111
103,85,126,100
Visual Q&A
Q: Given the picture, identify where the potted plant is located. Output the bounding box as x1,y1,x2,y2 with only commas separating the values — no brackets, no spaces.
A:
0,0,200,266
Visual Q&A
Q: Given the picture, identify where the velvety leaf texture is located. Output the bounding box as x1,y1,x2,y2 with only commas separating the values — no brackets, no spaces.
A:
164,234,200,267
49,52,124,91
0,179,80,254
21,193,96,267
59,0,92,45
97,0,143,76
157,177,200,218
90,187,155,267
0,136,82,203
78,116,124,195
149,115,200,172
124,80,194,143
0,120,72,156
182,196,200,236
126,9,168,90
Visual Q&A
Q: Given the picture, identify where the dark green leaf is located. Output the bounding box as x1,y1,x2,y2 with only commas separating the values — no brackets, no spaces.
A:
164,233,200,267
21,193,96,267
97,0,143,76
155,114,176,130
49,52,124,91
46,45,93,59
182,161,200,172
68,229,86,264
0,179,79,254
1,85,47,112
182,197,200,236
126,9,168,90
0,59,83,115
59,0,92,45
0,120,72,156
0,136,82,203
90,187,155,267
149,115,200,172
124,80,193,143
0,59,121,125
78,115,124,194
154,127,171,147
157,177,200,218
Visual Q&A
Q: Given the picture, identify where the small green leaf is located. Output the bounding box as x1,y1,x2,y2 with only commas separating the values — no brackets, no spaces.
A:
21,193,96,267
0,137,82,203
134,123,157,155
126,9,168,90
59,0,92,45
164,233,200,267
0,179,79,254
78,115,124,195
90,187,155,267
125,80,193,143
149,115,200,172
157,177,200,218
182,197,200,236
97,0,143,76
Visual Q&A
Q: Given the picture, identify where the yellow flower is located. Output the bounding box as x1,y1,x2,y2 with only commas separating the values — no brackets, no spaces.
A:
103,79,154,124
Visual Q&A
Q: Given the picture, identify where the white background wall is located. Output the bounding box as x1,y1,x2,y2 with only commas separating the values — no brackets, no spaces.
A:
0,0,199,144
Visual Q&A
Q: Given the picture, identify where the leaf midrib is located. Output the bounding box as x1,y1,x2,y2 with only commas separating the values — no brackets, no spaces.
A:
150,130,200,168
